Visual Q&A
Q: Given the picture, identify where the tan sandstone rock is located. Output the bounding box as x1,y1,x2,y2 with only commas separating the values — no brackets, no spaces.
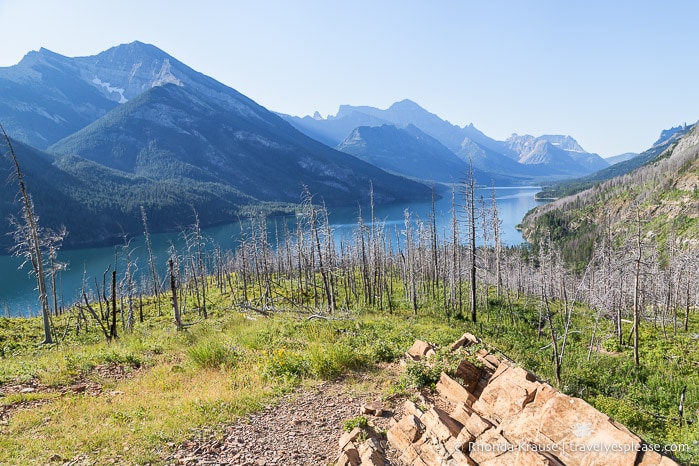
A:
404,399,424,418
360,400,383,417
499,386,646,466
421,406,464,441
447,449,477,466
336,447,360,466
454,359,484,394
406,340,435,360
463,412,493,438
387,414,424,452
450,401,476,425
636,448,681,465
468,428,512,464
339,427,364,450
472,361,539,423
358,437,384,466
450,332,480,351
437,372,478,407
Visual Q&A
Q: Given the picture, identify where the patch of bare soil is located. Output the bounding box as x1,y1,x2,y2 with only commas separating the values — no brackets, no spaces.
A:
92,362,140,380
167,378,407,466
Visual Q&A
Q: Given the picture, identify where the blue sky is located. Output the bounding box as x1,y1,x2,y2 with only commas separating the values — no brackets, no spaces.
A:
0,0,697,157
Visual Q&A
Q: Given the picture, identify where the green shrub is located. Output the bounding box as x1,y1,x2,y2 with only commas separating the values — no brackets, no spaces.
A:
263,347,308,380
98,349,142,368
307,343,367,379
342,415,368,432
591,395,662,434
399,360,441,389
368,339,400,363
602,337,622,353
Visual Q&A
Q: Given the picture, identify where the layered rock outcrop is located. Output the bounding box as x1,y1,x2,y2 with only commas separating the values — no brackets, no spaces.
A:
386,334,679,466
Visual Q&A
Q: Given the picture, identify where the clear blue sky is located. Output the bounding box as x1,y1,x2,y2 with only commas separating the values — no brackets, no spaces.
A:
1,0,697,157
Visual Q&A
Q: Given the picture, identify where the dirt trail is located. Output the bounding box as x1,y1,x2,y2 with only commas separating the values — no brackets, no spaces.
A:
166,380,405,466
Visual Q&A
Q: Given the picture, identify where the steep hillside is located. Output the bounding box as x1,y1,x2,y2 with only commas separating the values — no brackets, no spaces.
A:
605,152,638,165
0,137,261,250
520,124,699,264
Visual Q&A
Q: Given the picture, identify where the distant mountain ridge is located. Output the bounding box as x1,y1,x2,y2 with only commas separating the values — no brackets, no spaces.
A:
604,152,638,165
0,48,118,149
505,134,609,175
281,100,608,183
654,124,690,146
337,124,482,184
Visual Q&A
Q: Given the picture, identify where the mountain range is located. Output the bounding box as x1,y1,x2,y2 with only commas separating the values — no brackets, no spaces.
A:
604,152,638,165
335,124,503,185
1,40,671,251
281,100,610,183
0,42,431,249
535,124,694,200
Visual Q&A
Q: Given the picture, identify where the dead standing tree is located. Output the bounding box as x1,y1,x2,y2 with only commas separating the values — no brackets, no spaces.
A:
302,187,336,313
141,206,161,313
1,124,55,344
464,156,479,323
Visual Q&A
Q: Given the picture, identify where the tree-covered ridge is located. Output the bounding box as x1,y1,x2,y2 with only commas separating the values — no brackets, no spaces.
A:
520,124,699,267
0,83,433,250
49,84,432,207
0,137,297,250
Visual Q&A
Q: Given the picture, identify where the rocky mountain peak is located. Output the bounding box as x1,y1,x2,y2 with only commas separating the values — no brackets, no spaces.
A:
540,134,586,152
388,98,424,112
73,42,186,103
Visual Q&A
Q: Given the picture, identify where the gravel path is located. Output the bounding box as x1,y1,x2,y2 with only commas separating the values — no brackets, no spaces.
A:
166,380,405,466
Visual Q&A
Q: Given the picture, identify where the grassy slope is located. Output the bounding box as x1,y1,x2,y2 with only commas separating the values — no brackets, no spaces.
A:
1,282,698,465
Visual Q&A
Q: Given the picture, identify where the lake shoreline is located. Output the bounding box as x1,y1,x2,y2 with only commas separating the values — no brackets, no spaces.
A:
0,187,545,316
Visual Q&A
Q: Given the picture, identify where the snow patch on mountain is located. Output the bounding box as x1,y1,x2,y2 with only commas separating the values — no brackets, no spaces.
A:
92,77,128,103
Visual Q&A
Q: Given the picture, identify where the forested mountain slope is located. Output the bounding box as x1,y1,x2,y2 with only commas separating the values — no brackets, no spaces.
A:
336,124,489,184
0,137,261,250
49,83,430,208
520,123,699,264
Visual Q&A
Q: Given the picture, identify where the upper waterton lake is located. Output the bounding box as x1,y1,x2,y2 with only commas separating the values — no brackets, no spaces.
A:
0,186,546,317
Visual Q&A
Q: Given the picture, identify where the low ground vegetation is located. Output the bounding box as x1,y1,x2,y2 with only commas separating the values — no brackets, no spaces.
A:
1,279,697,464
